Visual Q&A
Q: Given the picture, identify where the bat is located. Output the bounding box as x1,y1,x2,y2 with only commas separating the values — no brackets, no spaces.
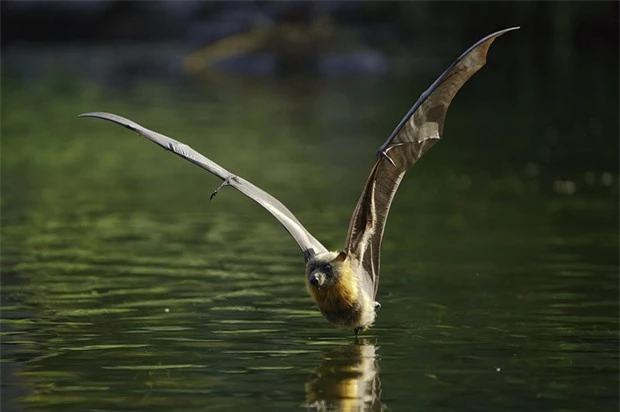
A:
80,27,518,335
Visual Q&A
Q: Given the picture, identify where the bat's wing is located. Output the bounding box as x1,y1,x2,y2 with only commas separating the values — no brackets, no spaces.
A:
79,112,328,261
344,27,519,296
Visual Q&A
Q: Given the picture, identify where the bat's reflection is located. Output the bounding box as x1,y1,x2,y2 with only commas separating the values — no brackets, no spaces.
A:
304,340,384,411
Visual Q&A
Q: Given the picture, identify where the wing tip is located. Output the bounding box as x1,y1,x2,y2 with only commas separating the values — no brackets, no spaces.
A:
480,26,520,46
484,26,521,43
487,26,520,45
79,111,112,119
494,26,521,36
462,26,520,67
78,112,140,133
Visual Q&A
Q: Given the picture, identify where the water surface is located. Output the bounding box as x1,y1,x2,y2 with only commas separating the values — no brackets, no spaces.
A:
1,43,618,411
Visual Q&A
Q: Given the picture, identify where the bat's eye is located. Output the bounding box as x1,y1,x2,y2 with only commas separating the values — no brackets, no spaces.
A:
323,263,332,273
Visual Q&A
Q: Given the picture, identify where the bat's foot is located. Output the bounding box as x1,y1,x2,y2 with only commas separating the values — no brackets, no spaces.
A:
210,175,238,201
374,301,381,312
354,327,361,336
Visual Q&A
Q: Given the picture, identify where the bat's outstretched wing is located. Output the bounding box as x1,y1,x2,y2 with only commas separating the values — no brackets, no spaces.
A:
344,27,519,296
79,112,328,261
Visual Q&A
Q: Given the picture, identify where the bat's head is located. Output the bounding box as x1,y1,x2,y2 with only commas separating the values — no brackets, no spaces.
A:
305,251,348,291
305,250,363,318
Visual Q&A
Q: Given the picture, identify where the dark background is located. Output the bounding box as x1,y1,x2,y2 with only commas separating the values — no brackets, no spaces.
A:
1,2,618,411
2,1,618,47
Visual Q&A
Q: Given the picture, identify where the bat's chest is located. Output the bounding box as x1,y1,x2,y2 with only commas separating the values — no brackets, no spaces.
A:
314,288,376,328
319,301,365,328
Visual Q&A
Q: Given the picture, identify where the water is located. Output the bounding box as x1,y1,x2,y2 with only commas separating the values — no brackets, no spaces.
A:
1,43,618,411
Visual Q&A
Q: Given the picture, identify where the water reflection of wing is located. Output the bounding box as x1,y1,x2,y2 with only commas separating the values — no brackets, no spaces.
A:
305,342,384,411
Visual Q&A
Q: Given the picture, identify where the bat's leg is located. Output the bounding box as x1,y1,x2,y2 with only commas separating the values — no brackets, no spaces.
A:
210,175,238,201
354,327,361,336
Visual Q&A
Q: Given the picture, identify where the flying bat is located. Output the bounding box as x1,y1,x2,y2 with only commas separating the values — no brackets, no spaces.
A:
80,27,518,335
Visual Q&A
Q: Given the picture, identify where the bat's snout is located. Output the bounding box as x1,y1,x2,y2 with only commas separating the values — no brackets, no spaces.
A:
309,272,326,288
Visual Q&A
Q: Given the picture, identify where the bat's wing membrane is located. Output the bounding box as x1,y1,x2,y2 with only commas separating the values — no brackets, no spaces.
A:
79,112,328,261
344,27,519,296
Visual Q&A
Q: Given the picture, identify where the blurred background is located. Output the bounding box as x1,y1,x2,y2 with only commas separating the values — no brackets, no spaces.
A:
2,1,618,411
2,1,618,78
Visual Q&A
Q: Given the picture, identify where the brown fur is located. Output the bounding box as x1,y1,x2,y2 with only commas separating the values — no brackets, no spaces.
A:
308,257,358,312
306,252,377,328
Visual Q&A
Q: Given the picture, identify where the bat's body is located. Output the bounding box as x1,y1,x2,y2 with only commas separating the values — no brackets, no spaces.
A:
306,251,376,333
81,28,518,334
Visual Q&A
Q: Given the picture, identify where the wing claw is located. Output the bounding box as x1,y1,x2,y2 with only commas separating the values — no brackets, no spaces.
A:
377,149,397,167
210,175,238,201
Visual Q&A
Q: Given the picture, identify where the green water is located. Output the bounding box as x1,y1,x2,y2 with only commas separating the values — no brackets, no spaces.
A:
2,47,618,411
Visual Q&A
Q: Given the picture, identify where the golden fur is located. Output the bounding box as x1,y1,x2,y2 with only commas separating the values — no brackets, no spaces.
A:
306,255,358,312
305,252,377,330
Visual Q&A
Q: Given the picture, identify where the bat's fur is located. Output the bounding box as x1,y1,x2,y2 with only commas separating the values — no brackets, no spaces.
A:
306,251,377,331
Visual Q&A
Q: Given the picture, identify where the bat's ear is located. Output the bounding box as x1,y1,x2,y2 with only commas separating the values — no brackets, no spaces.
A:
335,251,347,262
